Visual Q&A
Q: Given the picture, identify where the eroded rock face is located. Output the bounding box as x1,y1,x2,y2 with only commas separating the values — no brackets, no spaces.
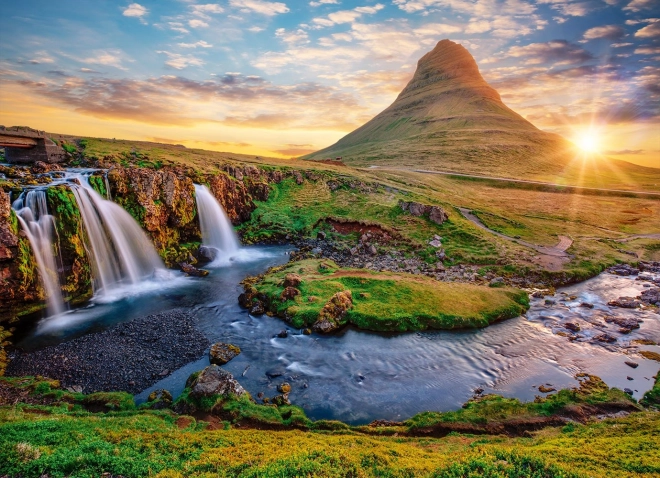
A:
189,365,248,398
399,200,448,225
313,290,353,334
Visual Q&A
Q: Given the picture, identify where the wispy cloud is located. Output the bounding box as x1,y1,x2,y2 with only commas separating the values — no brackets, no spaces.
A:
229,0,290,16
122,3,149,24
158,51,205,69
582,25,626,41
178,40,213,48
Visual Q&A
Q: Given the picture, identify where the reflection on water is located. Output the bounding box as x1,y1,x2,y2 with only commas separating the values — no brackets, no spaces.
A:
17,247,660,424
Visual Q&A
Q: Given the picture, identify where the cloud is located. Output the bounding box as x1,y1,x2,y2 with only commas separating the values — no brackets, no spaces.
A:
635,23,660,38
272,147,317,156
312,4,384,28
167,22,190,34
27,52,55,64
310,0,339,5
8,72,369,130
80,68,101,74
123,3,148,18
158,51,205,69
583,25,626,41
623,0,655,12
79,50,129,70
178,41,213,48
506,40,593,65
191,4,225,16
229,0,290,16
635,46,660,54
248,26,265,32
189,19,209,28
604,149,645,155
275,28,310,44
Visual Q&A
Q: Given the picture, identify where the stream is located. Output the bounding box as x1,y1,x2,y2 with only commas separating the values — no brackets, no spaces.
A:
14,246,660,425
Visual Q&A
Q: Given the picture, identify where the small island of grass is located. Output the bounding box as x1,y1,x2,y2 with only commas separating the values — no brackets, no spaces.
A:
241,259,530,333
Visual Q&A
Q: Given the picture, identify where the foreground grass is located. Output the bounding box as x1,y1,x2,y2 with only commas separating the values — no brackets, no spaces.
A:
247,259,529,331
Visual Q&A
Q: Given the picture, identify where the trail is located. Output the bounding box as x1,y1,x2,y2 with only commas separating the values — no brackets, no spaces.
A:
458,207,572,271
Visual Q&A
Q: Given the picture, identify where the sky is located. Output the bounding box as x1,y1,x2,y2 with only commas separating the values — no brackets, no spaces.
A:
0,0,658,167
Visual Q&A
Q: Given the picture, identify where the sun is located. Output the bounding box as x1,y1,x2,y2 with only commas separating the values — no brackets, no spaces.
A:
575,130,601,153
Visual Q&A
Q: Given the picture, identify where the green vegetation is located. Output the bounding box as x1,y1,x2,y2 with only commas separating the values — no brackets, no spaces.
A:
249,259,529,332
641,372,660,408
1,375,658,477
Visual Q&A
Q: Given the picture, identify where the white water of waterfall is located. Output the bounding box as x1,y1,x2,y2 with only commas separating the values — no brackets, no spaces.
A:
194,184,240,262
68,174,166,297
12,190,65,317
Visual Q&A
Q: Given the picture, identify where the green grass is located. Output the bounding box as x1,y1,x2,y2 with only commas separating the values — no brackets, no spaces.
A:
250,259,529,332
0,373,658,477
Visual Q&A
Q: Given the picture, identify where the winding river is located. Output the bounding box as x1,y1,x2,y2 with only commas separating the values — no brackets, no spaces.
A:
15,246,660,424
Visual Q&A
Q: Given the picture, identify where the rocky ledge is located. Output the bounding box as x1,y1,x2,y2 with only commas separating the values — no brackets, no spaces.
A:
6,310,209,394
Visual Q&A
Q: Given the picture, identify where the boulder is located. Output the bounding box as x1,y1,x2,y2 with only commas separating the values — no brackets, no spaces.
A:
209,343,241,365
283,274,302,287
189,365,248,398
399,200,449,224
640,288,660,305
281,286,300,301
250,301,265,316
312,290,353,334
564,322,580,332
608,297,641,308
428,206,449,225
278,382,292,394
179,262,209,277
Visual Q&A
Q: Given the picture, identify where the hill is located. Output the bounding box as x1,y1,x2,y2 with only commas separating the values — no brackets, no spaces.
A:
304,40,660,188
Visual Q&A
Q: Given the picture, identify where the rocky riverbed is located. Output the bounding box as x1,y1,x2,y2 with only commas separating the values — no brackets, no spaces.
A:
6,310,209,394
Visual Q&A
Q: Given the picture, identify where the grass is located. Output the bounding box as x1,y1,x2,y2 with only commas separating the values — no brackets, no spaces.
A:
0,375,658,477
249,259,529,332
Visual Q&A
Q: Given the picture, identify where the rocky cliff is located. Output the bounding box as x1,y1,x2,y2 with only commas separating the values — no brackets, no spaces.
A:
0,162,285,323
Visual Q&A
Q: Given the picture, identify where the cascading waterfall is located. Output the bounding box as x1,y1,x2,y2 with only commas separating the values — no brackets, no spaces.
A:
12,190,65,316
194,184,240,262
68,173,166,297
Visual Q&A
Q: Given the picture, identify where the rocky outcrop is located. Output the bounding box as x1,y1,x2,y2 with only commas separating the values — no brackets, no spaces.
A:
188,365,248,398
312,290,353,333
0,189,43,320
399,200,448,225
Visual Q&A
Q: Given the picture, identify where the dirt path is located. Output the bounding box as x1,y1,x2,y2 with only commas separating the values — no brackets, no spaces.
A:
458,207,572,271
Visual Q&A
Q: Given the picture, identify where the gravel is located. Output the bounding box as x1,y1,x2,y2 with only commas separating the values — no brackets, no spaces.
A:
6,310,209,395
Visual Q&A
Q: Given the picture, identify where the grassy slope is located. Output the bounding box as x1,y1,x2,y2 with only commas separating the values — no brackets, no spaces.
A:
0,376,658,477
71,136,659,280
250,259,528,331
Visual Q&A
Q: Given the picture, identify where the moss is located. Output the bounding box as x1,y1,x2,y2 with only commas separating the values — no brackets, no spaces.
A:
82,392,136,412
250,259,529,332
640,373,660,407
0,327,11,376
87,174,107,197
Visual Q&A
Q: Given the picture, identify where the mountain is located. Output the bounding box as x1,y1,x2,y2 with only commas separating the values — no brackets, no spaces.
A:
304,40,655,182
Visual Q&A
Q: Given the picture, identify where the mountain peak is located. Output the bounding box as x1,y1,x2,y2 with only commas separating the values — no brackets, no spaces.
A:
304,40,570,176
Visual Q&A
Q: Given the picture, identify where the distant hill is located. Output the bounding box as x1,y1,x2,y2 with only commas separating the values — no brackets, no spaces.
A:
304,40,660,187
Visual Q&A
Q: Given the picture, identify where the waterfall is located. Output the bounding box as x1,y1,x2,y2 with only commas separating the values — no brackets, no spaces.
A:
194,184,240,261
68,173,165,297
12,190,65,316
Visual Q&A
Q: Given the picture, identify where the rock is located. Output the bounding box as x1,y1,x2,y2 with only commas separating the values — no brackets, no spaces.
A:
607,264,638,276
593,333,617,343
624,388,634,395
538,384,556,393
198,246,217,262
429,239,442,248
272,394,290,406
189,365,248,398
640,288,660,305
317,231,327,240
625,361,639,368
278,382,291,394
639,261,660,273
313,290,353,334
209,343,241,365
293,170,304,185
608,297,641,308
281,286,300,301
179,262,209,277
368,245,377,256
302,328,312,335
532,291,545,298
489,277,504,287
428,206,449,225
250,301,265,316
579,302,594,309
283,273,302,288
277,330,289,338
266,367,285,379
564,322,581,332
545,299,556,305
147,389,173,409
627,376,634,381
604,316,640,333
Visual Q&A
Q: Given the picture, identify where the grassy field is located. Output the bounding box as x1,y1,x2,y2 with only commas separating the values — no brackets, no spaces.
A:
247,259,529,332
0,375,658,477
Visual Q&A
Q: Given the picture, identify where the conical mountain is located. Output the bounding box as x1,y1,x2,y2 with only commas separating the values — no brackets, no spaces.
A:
304,40,574,177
